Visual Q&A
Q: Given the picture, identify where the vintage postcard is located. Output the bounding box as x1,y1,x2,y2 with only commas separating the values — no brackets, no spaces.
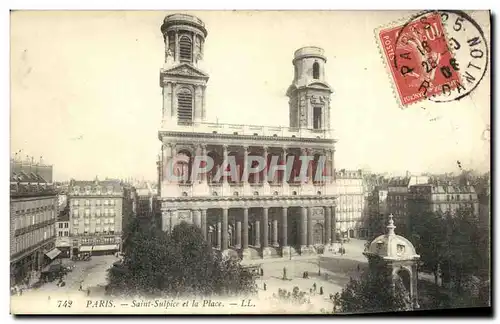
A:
10,10,491,315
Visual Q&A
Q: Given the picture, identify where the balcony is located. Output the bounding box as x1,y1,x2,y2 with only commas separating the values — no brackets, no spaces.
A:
160,121,333,140
161,180,335,198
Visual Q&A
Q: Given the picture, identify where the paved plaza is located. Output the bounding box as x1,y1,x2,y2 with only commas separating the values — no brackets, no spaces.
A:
12,240,371,313
252,239,369,312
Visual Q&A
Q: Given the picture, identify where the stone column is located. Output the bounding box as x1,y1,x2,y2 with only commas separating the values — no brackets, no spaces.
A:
281,207,288,247
201,145,207,182
242,208,249,249
161,210,170,232
201,86,206,120
193,209,201,228
194,85,202,121
222,145,229,184
282,147,287,184
243,146,249,184
193,145,202,183
207,226,213,248
261,208,269,248
300,148,308,184
216,221,222,250
263,146,268,183
272,219,279,247
306,149,313,181
175,32,180,62
235,220,242,249
163,83,172,119
325,206,332,245
242,207,251,260
254,220,261,248
331,206,336,241
170,82,176,118
300,207,307,253
331,149,335,182
307,206,313,247
164,33,169,61
201,209,207,240
262,207,272,258
222,208,229,251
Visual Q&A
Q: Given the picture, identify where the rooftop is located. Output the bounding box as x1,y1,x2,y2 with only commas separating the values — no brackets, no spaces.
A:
10,182,56,198
364,214,420,261
159,121,335,141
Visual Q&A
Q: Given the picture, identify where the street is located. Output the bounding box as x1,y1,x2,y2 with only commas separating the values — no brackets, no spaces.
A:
15,255,119,299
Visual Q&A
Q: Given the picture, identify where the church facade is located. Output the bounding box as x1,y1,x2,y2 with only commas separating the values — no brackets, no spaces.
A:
156,14,338,259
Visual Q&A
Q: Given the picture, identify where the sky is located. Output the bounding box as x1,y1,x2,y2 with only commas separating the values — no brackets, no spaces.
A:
10,10,491,181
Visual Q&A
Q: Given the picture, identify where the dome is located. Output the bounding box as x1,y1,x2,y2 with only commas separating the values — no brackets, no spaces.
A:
364,215,420,261
293,46,327,62
161,14,207,37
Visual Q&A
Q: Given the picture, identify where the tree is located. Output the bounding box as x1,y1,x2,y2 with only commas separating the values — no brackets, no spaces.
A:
107,221,256,297
121,216,142,255
334,270,411,314
440,208,481,293
409,210,446,285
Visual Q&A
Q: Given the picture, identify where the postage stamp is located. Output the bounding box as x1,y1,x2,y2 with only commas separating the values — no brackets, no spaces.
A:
376,10,489,107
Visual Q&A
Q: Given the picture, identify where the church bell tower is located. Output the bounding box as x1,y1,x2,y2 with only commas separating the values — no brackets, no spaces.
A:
286,46,333,131
160,14,209,126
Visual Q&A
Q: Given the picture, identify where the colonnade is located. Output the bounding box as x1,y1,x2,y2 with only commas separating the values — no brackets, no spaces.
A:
164,205,336,257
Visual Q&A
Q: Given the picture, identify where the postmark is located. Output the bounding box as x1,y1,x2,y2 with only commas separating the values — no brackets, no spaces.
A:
376,10,488,107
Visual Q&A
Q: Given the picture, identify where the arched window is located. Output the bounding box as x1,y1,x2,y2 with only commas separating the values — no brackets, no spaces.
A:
179,36,192,63
313,62,320,79
177,88,193,124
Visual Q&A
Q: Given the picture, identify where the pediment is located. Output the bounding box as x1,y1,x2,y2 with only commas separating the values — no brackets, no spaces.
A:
161,64,209,79
306,81,332,91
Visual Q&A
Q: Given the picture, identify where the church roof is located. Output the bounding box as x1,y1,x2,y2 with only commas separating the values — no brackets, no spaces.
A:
364,214,420,261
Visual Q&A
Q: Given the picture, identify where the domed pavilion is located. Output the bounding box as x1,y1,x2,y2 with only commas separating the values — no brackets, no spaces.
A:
363,214,420,309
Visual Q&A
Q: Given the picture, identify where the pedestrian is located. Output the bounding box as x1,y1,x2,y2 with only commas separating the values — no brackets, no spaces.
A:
79,283,83,291
87,288,90,296
19,288,23,296
283,267,287,280
313,282,317,291
325,273,329,281
263,283,267,291
319,286,324,295
260,268,264,276
357,264,360,272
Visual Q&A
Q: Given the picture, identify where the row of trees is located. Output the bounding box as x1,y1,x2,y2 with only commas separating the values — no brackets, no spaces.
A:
409,207,489,293
107,218,257,297
334,204,489,313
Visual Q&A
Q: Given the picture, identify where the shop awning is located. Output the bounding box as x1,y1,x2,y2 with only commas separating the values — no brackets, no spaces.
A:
79,246,93,252
45,248,61,260
92,244,119,251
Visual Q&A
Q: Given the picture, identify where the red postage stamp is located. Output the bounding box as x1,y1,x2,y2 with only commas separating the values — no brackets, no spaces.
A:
377,12,462,107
